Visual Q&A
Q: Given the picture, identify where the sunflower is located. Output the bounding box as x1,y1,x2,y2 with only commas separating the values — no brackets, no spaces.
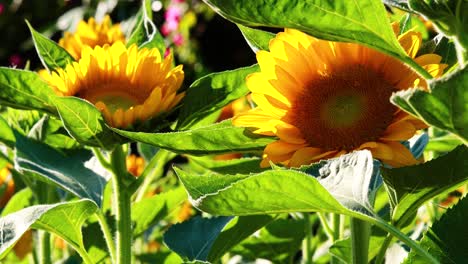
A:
41,42,184,128
59,15,125,60
233,28,447,168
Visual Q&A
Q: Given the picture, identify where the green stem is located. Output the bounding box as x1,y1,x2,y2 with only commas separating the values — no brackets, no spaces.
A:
330,213,342,264
92,147,112,170
370,217,438,264
38,231,51,264
110,145,132,264
375,234,393,264
317,212,334,240
96,212,117,263
332,213,341,242
135,149,175,201
350,217,371,264
302,213,313,264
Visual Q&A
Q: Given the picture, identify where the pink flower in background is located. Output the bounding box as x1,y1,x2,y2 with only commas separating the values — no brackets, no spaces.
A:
9,54,23,68
164,6,182,22
0,3,5,14
161,0,187,45
173,33,184,46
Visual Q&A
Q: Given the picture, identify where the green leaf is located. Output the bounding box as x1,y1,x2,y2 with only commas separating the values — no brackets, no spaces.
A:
176,65,258,130
132,187,187,236
54,96,120,149
0,68,56,114
426,133,463,152
164,216,233,261
127,0,166,56
14,132,109,206
175,151,378,216
188,156,266,174
203,0,428,77
382,145,468,227
405,197,468,263
113,120,275,155
0,199,97,260
1,189,34,216
0,116,15,148
32,115,80,149
136,252,183,264
206,215,274,262
164,215,273,262
409,0,468,50
391,66,468,144
26,20,75,71
237,25,275,52
231,218,306,263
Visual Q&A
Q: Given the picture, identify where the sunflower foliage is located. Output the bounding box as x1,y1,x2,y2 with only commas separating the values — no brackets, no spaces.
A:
0,0,466,264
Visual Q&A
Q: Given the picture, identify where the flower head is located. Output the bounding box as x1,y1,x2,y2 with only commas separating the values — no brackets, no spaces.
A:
42,42,184,128
233,28,447,168
59,15,125,60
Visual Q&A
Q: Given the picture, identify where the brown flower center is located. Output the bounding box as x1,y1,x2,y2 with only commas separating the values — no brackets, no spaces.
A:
290,64,396,151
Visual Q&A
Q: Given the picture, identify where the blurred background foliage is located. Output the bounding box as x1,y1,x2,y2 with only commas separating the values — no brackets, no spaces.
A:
0,0,256,85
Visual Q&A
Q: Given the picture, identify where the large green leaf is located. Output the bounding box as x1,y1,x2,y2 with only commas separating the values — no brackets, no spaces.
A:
113,120,275,155
28,115,80,149
409,0,468,51
127,0,166,56
54,96,120,149
163,215,274,262
132,187,187,236
391,66,468,144
382,145,468,227
1,189,34,217
0,68,56,114
202,0,427,76
0,199,97,261
188,156,266,174
14,132,109,206
176,65,258,130
405,197,468,263
231,218,306,263
237,25,275,52
175,151,378,216
26,21,75,71
0,116,15,148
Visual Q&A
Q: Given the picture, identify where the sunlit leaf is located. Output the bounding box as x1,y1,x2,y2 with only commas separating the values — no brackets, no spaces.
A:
405,197,468,263
188,156,266,174
176,151,378,217
132,187,187,236
26,20,74,71
0,200,97,259
202,0,427,75
392,66,468,145
54,96,120,149
177,65,258,130
237,25,274,52
127,0,166,56
113,120,275,155
231,218,306,263
382,145,468,227
14,132,109,206
0,68,56,114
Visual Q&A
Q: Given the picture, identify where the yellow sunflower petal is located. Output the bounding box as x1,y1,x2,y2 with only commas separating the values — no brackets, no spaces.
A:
397,30,422,58
380,120,417,141
233,27,446,168
289,148,336,168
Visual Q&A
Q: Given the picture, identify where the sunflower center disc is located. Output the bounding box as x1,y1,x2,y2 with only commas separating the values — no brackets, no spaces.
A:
81,89,140,112
291,64,396,151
